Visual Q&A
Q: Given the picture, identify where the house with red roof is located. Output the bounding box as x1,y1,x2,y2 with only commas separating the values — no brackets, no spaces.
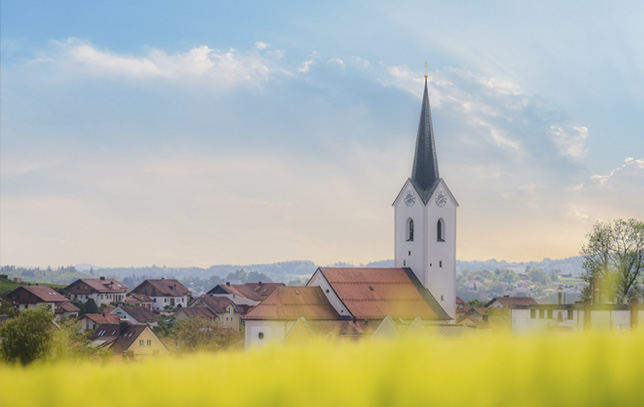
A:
6,285,80,320
207,282,284,306
65,277,128,307
485,296,539,309
182,294,244,332
110,305,159,327
79,311,121,331
89,321,169,359
130,279,191,311
124,293,154,309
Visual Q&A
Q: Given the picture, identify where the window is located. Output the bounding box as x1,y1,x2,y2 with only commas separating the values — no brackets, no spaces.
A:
139,339,144,346
258,332,265,340
406,219,414,241
547,309,553,319
530,309,536,319
437,219,445,242
439,261,442,268
539,310,545,319
146,340,151,346
567,309,573,320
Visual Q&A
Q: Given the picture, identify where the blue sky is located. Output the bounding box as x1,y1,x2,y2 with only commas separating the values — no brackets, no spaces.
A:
2,1,643,267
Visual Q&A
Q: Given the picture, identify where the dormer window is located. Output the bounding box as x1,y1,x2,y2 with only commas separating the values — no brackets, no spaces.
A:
406,219,414,241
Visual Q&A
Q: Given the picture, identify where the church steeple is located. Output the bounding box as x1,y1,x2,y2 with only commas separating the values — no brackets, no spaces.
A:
410,75,439,204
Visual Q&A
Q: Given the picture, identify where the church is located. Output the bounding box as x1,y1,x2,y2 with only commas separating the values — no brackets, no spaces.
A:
243,72,459,348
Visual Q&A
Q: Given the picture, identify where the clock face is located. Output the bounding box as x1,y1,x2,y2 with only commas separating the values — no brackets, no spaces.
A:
435,191,447,207
404,190,416,207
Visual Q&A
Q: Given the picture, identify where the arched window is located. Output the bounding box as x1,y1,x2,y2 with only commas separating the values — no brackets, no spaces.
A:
437,218,445,242
406,219,414,241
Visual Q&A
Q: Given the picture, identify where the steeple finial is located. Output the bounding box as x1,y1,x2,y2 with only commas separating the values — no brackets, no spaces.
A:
424,60,428,78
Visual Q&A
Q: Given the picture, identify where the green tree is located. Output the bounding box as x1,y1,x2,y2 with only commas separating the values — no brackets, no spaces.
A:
84,298,99,314
548,270,559,283
0,299,16,317
0,306,53,364
581,219,644,302
173,317,225,352
527,268,547,285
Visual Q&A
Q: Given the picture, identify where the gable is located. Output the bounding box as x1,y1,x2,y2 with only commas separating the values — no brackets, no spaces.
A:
316,268,446,320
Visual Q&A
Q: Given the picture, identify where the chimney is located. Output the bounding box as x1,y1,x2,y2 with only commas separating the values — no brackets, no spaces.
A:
226,282,230,286
119,320,129,335
584,299,592,330
631,298,639,329
100,276,105,280
258,281,263,286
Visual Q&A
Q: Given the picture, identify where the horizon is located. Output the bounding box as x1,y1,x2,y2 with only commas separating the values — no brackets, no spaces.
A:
2,1,643,268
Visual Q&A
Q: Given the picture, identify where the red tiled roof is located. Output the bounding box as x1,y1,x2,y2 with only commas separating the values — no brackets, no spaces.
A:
82,313,121,325
208,282,284,301
114,306,158,323
125,293,153,304
243,287,339,320
132,279,191,297
318,268,440,320
7,285,68,303
66,278,128,294
486,297,539,307
177,307,217,319
190,295,236,314
57,302,80,313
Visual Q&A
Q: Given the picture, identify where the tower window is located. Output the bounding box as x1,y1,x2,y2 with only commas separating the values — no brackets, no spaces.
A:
439,261,442,268
437,219,445,242
406,219,414,241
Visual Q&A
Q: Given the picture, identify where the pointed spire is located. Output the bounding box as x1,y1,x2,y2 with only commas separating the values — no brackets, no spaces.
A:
411,73,440,203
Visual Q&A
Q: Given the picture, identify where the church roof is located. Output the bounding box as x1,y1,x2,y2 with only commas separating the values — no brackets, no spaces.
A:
243,286,339,320
316,268,450,320
411,76,440,204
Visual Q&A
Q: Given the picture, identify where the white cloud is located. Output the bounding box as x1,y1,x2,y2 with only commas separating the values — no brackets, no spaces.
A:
327,58,345,67
254,41,270,50
298,59,313,73
347,56,370,69
47,38,283,87
549,125,589,159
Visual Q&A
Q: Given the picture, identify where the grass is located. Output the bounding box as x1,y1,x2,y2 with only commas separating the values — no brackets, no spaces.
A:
0,278,66,295
1,331,643,406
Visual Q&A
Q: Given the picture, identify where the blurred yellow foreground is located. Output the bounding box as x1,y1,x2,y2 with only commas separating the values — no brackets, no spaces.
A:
1,331,643,407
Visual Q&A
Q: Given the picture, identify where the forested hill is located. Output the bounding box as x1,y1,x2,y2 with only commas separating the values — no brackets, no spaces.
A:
1,256,584,289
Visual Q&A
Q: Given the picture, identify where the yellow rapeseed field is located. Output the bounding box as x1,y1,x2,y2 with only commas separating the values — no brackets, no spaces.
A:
1,331,643,407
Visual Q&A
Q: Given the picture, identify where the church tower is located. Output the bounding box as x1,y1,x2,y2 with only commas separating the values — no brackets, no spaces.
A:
393,70,458,319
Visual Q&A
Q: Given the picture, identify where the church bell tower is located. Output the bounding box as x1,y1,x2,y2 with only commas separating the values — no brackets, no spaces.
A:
393,67,458,319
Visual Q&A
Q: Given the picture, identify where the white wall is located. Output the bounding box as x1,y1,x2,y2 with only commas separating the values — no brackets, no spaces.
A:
307,270,351,317
394,179,456,319
245,320,292,349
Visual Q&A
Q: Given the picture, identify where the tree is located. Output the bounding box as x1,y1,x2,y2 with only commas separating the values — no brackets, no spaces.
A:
0,299,16,317
527,268,547,285
172,317,229,352
84,298,99,314
548,270,559,283
0,306,53,364
581,219,644,302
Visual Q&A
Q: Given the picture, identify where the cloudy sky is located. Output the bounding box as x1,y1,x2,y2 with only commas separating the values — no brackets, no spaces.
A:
2,1,643,268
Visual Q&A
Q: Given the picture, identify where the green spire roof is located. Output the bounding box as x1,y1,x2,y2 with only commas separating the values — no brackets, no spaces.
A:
411,76,440,203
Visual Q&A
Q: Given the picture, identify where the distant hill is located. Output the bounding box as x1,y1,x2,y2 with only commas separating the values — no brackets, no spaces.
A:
1,256,585,288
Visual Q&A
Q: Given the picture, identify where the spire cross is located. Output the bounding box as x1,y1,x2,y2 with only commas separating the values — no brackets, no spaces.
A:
424,60,428,78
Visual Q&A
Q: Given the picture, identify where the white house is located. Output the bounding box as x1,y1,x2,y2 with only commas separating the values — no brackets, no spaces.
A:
130,279,191,311
65,277,128,307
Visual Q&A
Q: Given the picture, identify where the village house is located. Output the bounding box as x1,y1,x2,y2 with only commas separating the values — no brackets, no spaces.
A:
485,296,539,309
124,293,154,309
110,305,159,327
5,285,80,320
207,281,284,306
89,321,168,359
130,279,191,311
65,277,128,307
183,294,244,332
509,300,642,334
78,312,121,331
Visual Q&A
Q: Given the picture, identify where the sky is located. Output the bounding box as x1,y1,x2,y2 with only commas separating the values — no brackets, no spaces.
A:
1,0,643,268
